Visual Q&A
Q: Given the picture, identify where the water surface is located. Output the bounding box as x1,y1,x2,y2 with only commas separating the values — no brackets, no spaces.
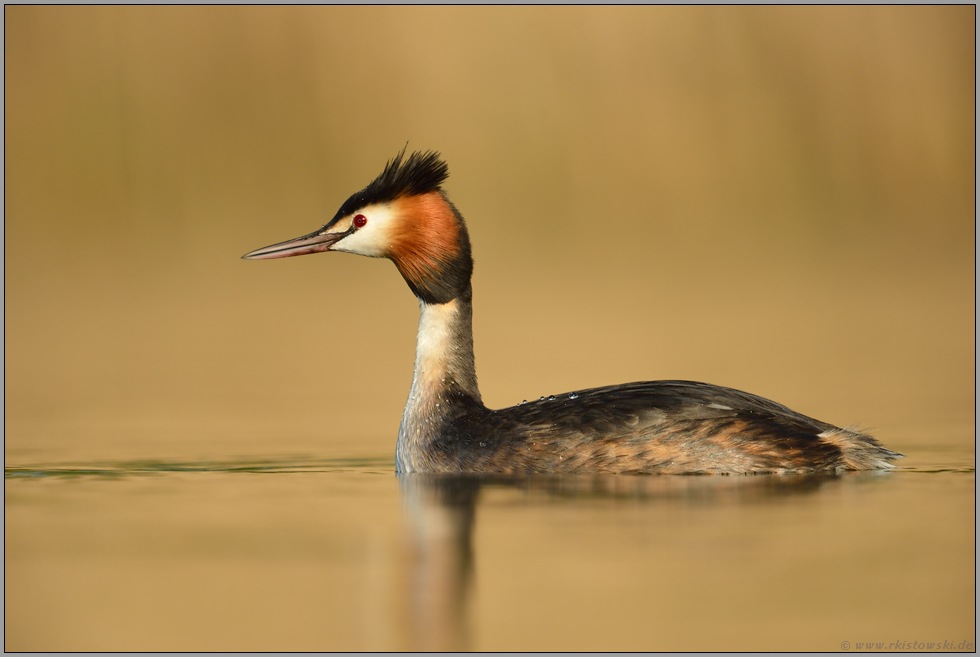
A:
5,442,974,651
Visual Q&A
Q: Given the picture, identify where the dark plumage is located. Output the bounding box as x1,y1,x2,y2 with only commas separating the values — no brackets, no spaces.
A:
244,150,903,475
419,381,900,474
328,149,449,230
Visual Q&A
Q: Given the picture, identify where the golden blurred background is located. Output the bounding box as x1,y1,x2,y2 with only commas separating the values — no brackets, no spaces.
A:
4,6,975,464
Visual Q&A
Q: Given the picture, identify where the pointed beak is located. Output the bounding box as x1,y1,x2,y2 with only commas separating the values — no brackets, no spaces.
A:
241,226,351,260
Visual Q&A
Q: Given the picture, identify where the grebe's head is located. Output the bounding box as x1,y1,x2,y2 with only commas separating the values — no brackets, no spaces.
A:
243,149,473,304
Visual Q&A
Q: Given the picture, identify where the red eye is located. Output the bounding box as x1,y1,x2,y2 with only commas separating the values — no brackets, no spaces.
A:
353,214,367,228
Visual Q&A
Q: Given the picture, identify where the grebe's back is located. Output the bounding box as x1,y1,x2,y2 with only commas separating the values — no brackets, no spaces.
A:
243,150,902,475
405,379,899,475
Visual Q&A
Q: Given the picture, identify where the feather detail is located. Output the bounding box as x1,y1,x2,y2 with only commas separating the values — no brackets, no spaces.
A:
389,192,472,304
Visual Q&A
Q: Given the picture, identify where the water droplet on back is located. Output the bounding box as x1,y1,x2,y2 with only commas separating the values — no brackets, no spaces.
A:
569,393,579,400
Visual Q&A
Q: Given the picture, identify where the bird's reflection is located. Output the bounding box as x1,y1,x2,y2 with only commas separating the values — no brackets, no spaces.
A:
397,474,481,651
397,471,860,651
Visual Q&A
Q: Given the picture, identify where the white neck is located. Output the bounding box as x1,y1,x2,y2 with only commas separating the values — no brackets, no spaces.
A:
396,295,481,472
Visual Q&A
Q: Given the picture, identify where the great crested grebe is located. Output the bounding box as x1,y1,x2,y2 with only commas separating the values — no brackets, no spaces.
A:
243,150,901,475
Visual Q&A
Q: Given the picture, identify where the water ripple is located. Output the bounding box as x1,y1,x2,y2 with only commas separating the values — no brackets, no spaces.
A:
4,456,394,479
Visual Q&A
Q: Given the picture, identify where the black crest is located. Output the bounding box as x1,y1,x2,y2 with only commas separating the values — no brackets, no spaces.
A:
329,149,450,224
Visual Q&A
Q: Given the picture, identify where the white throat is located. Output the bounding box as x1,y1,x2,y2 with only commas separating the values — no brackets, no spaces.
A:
396,296,481,472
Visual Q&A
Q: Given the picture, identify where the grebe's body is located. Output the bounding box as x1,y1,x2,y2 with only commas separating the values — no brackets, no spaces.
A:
244,151,901,475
